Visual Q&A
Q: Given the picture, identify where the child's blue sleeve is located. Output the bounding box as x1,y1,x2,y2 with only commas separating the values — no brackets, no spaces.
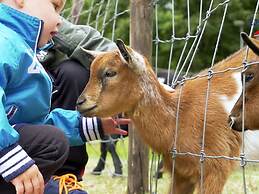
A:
0,89,19,150
44,108,104,146
0,64,35,182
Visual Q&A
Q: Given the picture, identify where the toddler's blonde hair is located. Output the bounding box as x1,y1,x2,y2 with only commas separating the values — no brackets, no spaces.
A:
56,0,66,12
0,0,66,10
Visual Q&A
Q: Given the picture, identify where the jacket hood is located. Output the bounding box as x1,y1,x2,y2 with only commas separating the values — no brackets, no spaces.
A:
0,3,42,52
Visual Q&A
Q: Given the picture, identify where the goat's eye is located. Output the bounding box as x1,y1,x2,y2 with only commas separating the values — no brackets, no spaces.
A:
245,73,254,83
104,70,117,78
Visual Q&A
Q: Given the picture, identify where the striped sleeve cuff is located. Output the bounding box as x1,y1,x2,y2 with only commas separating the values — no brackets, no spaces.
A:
0,143,35,182
79,117,104,142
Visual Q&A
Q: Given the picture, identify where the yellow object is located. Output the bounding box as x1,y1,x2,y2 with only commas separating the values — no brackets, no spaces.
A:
53,173,84,194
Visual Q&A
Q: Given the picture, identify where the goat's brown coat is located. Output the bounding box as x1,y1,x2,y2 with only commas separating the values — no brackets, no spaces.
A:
77,44,258,193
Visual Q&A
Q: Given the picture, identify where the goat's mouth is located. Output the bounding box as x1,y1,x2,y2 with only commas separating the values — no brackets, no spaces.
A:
232,127,249,132
228,116,235,129
78,105,98,115
229,118,248,132
228,116,242,130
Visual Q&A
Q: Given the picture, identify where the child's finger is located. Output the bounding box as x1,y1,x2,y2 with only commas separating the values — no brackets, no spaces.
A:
37,172,44,194
31,172,44,194
115,128,128,135
14,181,25,194
115,118,131,125
23,178,33,194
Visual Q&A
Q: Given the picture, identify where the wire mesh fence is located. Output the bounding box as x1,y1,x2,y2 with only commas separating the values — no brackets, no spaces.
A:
62,0,259,193
154,0,259,193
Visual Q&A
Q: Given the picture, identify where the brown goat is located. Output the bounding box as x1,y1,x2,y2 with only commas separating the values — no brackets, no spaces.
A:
229,33,259,131
77,40,259,194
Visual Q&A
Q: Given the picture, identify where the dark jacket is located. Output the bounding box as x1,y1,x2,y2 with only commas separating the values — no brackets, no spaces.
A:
42,18,117,71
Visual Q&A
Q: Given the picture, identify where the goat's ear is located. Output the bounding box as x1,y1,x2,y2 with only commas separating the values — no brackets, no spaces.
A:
80,47,105,63
241,32,259,56
116,39,131,63
116,39,147,73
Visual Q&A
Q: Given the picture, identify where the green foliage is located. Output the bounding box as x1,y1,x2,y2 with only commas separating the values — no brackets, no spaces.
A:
154,0,259,72
63,0,129,43
63,0,259,72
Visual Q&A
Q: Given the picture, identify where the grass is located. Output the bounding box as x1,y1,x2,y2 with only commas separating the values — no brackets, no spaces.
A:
82,138,259,194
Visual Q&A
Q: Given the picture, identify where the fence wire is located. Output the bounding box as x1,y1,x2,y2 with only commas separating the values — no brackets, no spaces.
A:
154,0,259,194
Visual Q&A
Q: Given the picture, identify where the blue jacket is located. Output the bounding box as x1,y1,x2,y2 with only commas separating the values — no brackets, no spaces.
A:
0,3,103,182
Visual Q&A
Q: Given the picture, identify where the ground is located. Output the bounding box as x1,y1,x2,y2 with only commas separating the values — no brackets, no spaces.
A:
83,138,259,194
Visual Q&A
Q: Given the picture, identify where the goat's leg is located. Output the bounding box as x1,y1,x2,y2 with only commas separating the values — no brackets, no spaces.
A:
168,172,195,194
199,172,228,194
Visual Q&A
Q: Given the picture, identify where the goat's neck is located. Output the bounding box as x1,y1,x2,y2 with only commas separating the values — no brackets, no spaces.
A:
128,72,177,154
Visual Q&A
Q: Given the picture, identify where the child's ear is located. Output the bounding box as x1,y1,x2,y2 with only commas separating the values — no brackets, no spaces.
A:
14,0,25,8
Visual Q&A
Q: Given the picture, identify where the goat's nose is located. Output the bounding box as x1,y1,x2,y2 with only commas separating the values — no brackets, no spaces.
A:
76,97,86,106
228,116,242,131
228,116,236,129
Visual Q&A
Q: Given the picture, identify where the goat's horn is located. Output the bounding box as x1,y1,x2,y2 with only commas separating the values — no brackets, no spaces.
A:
80,47,107,63
116,39,130,62
241,32,259,56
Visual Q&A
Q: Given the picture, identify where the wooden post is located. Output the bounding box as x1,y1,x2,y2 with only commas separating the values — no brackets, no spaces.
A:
70,0,84,24
128,0,153,193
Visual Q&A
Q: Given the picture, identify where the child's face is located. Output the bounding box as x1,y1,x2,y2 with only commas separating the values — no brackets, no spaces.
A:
19,0,64,47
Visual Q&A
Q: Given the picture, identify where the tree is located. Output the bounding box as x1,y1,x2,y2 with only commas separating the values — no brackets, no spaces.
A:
62,0,258,72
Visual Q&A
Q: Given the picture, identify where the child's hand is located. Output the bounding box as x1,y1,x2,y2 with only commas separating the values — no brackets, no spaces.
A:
101,117,130,136
10,164,44,194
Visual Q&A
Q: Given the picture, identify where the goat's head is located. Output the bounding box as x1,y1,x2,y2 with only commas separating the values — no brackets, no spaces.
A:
229,32,259,131
76,40,154,117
